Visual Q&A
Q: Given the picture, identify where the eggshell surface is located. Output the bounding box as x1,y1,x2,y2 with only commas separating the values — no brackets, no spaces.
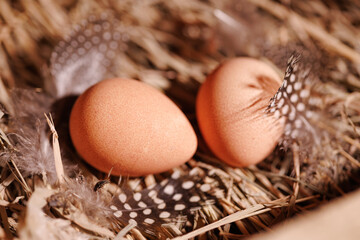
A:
196,58,283,167
70,78,197,176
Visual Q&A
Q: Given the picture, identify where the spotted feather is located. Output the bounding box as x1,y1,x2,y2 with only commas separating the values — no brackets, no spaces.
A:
48,12,128,98
110,171,213,237
267,53,324,152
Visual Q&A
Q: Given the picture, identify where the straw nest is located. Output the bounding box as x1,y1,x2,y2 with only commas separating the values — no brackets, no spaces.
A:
0,0,359,239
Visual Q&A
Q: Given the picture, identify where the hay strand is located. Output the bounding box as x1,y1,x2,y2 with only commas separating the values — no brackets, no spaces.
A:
44,113,64,185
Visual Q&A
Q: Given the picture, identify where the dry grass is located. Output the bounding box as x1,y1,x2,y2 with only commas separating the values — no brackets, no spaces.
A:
0,0,359,239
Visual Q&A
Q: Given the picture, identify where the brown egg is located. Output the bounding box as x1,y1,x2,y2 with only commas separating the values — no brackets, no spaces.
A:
69,78,197,176
196,58,283,167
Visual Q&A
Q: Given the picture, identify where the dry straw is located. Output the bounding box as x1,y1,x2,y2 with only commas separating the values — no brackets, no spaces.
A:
0,0,359,239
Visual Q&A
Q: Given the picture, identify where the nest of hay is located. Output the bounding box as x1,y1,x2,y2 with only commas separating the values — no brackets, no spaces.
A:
0,0,359,239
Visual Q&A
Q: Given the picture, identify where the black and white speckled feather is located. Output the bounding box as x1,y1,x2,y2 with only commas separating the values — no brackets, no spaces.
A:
267,53,325,153
48,12,128,98
110,171,213,236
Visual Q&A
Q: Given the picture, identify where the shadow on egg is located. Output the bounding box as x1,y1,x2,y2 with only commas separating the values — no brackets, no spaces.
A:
245,75,284,131
218,74,281,128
